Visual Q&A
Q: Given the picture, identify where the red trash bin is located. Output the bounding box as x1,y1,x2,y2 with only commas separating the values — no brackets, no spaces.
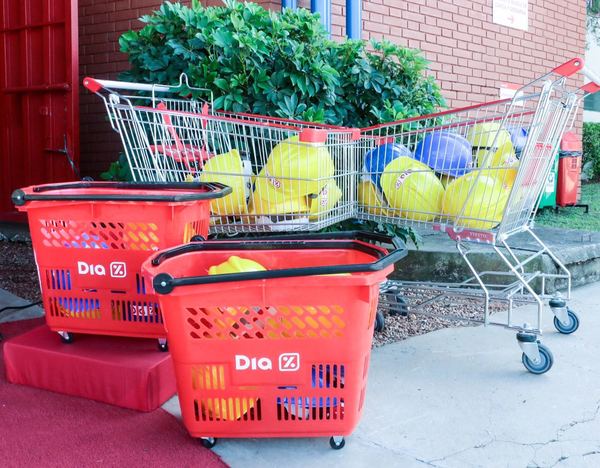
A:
556,132,583,207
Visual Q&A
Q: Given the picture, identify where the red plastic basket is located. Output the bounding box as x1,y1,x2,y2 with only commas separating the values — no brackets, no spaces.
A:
142,232,405,447
13,181,230,346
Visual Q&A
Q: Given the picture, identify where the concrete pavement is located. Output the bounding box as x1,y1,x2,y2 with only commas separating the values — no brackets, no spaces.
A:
162,281,600,468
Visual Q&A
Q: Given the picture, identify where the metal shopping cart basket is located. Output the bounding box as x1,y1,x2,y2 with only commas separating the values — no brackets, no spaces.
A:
141,232,406,449
12,181,230,350
357,58,600,374
84,76,359,233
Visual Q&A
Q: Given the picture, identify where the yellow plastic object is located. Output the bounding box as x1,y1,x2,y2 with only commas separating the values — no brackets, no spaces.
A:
467,122,512,150
247,192,309,217
255,135,335,200
443,172,511,229
309,181,342,220
439,174,455,189
209,255,267,276
380,157,445,221
476,141,519,188
358,180,389,216
199,149,250,216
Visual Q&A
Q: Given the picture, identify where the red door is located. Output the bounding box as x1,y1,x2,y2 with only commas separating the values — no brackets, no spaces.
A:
0,0,79,220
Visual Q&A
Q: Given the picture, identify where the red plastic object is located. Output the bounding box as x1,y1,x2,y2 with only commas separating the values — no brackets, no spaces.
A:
142,237,395,441
3,325,177,411
552,57,584,77
13,182,229,341
0,0,79,218
557,132,583,207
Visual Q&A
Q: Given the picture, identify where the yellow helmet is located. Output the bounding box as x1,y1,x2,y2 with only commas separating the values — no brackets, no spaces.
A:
247,193,309,217
380,157,445,221
208,255,267,276
467,122,512,150
358,180,389,216
476,140,519,188
443,172,510,229
199,149,250,216
309,181,342,220
439,174,455,189
255,135,335,200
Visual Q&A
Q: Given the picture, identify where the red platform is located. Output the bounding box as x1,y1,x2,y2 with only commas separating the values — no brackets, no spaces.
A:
3,325,177,412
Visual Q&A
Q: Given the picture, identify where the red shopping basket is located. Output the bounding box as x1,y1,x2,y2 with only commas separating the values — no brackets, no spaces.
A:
142,231,406,448
12,181,230,349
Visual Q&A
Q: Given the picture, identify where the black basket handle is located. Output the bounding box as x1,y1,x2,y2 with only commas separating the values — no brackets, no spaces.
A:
12,181,231,206
151,231,407,294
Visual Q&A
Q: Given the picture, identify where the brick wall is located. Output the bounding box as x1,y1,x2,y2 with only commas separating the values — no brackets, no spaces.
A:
78,0,586,176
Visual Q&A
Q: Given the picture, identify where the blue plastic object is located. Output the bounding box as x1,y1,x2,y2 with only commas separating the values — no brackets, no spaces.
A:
363,143,412,189
414,131,473,177
507,127,528,154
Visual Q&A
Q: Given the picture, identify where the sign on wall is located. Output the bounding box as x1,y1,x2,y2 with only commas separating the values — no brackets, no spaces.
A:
493,0,529,31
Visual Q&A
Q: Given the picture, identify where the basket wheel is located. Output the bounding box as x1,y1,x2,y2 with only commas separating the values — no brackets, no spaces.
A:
59,331,74,344
329,436,345,450
199,437,216,449
157,339,169,352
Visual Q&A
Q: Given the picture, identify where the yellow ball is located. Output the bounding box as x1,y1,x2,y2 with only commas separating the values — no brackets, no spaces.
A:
380,157,445,221
443,172,510,229
199,149,250,216
467,122,512,150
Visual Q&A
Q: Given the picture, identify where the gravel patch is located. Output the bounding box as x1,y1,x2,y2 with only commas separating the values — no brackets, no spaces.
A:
0,241,41,303
373,286,512,347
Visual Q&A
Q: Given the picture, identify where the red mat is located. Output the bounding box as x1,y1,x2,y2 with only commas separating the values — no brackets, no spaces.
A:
0,319,226,468
4,325,176,411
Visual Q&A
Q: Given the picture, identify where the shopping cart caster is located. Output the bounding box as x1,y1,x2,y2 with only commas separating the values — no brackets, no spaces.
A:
157,338,168,352
58,331,74,344
374,311,385,333
553,308,579,335
199,437,216,449
517,332,553,374
388,295,409,317
329,436,345,450
190,235,206,242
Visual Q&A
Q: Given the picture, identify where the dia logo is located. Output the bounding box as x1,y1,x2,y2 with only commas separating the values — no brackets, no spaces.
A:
77,261,126,278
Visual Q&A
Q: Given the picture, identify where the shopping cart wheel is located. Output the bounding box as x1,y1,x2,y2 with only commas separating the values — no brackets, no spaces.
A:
389,295,409,317
374,311,385,333
157,339,169,352
199,437,216,449
521,343,553,375
553,308,580,335
58,331,74,344
329,436,345,450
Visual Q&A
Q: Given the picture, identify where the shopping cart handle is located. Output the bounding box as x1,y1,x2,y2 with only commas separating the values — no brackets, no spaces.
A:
149,231,407,294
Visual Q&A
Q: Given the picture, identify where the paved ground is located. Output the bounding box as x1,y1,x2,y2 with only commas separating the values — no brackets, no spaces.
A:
2,281,599,467
161,282,600,468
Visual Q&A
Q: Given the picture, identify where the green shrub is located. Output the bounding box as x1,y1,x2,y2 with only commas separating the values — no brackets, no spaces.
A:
583,122,600,180
119,0,444,127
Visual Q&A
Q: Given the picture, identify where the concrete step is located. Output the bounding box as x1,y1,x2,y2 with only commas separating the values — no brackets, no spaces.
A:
392,227,600,291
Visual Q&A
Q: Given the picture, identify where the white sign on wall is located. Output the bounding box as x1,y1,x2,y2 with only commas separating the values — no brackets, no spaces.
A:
493,0,529,31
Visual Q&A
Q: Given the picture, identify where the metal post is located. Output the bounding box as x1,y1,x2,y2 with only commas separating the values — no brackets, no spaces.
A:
311,0,331,35
346,0,362,39
281,0,297,9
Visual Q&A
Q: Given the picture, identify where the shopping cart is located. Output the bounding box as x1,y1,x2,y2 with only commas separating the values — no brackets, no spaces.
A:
84,76,359,233
357,58,600,373
141,232,406,449
13,181,230,350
